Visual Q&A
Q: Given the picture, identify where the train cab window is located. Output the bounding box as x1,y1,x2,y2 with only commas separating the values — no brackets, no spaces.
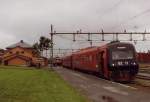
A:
112,50,133,60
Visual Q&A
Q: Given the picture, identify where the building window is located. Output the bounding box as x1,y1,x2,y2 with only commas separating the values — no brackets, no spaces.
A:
16,51,19,54
9,51,12,54
21,51,24,54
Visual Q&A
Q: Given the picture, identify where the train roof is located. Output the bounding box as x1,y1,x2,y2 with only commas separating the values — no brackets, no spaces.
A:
76,46,97,51
62,55,72,59
63,41,134,57
73,46,98,55
106,41,134,48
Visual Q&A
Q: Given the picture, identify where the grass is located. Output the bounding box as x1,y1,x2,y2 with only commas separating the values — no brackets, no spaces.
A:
0,66,88,102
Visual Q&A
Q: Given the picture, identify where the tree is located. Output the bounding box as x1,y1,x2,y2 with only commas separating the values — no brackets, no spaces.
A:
33,36,52,58
39,36,46,56
32,42,40,56
44,38,51,58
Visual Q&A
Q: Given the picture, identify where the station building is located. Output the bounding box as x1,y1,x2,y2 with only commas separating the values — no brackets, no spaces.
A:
2,40,48,67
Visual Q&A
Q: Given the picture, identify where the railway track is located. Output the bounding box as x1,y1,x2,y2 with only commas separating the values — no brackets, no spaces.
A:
131,72,150,89
139,70,150,74
136,74,150,80
124,73,150,90
136,68,150,80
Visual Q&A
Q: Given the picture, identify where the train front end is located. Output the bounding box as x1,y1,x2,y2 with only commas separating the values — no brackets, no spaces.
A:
108,42,139,82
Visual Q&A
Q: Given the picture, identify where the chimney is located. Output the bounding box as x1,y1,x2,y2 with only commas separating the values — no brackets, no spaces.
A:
20,40,24,43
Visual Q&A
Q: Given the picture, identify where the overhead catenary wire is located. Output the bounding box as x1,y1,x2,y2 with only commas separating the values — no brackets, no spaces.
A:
101,0,123,16
49,25,150,58
111,8,150,30
52,25,150,48
55,34,73,41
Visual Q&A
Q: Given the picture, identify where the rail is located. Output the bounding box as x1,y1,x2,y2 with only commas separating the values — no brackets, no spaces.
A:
136,73,150,80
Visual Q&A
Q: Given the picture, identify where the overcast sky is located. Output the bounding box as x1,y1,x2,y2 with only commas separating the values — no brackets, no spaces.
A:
0,0,150,53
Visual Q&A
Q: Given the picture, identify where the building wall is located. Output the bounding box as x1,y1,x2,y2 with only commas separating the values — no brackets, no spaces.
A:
3,47,34,59
2,46,48,67
8,57,27,66
2,47,33,66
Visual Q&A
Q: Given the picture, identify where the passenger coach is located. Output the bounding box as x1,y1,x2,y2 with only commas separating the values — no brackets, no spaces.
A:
62,41,139,82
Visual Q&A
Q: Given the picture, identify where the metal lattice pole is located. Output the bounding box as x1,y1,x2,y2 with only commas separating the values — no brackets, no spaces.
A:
50,24,54,69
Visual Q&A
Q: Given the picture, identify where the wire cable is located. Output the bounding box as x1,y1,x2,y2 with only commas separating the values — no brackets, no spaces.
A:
111,8,150,30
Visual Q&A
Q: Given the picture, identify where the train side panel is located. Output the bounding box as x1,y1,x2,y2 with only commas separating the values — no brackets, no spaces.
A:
72,50,99,72
62,56,72,68
62,42,139,82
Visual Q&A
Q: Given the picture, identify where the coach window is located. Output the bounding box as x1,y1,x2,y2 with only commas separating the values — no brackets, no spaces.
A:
83,56,86,61
84,55,87,61
80,56,83,61
92,55,95,59
89,55,92,61
86,56,89,61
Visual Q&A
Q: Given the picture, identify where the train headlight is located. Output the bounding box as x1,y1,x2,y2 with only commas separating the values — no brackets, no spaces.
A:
112,63,115,67
125,61,128,65
118,61,123,66
133,62,136,65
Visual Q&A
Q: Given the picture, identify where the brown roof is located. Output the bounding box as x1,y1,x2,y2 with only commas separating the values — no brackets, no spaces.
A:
6,40,32,49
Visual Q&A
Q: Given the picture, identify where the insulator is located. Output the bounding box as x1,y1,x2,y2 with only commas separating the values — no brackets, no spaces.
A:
88,33,91,41
73,33,76,42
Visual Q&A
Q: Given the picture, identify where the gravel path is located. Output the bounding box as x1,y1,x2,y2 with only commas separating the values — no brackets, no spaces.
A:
54,67,150,102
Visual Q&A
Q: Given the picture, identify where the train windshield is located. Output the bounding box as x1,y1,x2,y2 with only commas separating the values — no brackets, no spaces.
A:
112,50,133,60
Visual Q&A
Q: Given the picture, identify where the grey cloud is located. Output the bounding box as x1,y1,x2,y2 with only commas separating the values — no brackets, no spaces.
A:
0,0,150,51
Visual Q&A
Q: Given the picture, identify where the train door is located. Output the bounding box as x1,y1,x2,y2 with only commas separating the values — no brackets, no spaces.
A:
98,51,104,76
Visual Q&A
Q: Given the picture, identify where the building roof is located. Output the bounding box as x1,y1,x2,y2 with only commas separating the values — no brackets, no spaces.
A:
6,40,32,49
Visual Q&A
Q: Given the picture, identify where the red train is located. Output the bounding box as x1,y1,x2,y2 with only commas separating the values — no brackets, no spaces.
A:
138,52,150,63
53,57,62,66
62,41,139,82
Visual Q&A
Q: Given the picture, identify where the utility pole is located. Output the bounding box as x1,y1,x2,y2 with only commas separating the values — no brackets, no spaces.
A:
50,24,54,69
90,41,93,47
